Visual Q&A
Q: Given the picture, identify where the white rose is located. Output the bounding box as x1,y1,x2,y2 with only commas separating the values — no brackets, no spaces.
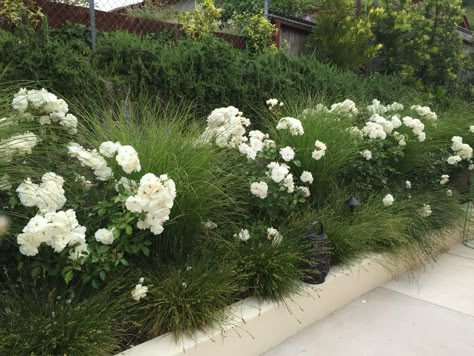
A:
95,228,115,245
250,181,268,199
383,194,394,207
279,146,295,162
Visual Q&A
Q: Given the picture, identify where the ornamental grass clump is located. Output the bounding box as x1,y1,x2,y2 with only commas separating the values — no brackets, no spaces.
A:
81,98,248,258
138,260,237,339
0,280,129,355
230,224,307,301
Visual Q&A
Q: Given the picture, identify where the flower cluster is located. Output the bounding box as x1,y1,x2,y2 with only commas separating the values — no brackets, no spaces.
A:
125,173,177,235
0,132,38,163
99,141,141,174
329,99,358,117
367,99,404,116
17,172,66,213
276,117,304,136
200,106,250,148
402,116,426,142
238,130,274,160
12,88,78,135
312,140,327,160
266,98,284,110
17,209,87,257
411,105,437,121
447,136,473,165
360,149,373,160
439,174,449,185
68,143,113,181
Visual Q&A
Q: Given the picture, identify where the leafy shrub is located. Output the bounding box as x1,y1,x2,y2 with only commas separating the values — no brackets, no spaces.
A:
374,0,467,88
306,0,383,71
0,0,43,28
178,0,221,40
0,25,95,98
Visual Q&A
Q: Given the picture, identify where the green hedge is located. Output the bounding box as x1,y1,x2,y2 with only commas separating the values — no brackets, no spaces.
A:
0,24,422,115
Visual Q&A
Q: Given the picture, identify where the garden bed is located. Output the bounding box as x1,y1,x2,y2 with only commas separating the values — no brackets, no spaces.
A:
119,227,462,356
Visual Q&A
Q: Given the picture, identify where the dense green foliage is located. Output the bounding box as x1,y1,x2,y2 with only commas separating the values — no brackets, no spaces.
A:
306,0,382,71
374,0,467,89
0,25,421,117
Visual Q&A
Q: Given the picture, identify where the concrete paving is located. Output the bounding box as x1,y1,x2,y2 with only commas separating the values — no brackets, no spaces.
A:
264,242,474,356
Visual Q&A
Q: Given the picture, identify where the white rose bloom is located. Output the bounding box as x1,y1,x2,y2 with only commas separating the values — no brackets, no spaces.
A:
60,114,78,135
406,180,412,189
200,106,249,148
132,283,148,301
383,194,394,207
236,228,250,241
447,155,462,165
360,149,372,160
312,149,325,160
116,145,141,174
418,132,426,142
12,88,28,112
282,174,295,193
95,228,115,245
276,117,304,136
16,172,67,213
250,181,268,199
439,174,449,185
239,143,257,160
0,132,38,163
329,99,358,117
314,140,327,151
68,143,113,181
297,186,311,197
267,162,290,183
267,227,283,245
391,115,402,129
279,146,295,162
447,190,453,197
300,171,314,184
419,204,432,217
202,220,218,230
99,141,121,158
367,99,388,116
470,126,474,134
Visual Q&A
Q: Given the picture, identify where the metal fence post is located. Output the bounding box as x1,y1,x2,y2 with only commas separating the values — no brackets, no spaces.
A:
89,0,97,51
264,0,269,17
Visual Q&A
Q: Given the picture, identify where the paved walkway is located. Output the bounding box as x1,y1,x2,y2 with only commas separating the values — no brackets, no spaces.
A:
264,242,474,356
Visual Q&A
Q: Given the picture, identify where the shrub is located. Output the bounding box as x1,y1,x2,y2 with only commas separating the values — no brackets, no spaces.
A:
374,0,467,88
178,0,221,40
306,0,383,71
81,97,248,259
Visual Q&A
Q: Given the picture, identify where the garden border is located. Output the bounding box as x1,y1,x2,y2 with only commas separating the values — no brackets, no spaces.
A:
118,226,462,356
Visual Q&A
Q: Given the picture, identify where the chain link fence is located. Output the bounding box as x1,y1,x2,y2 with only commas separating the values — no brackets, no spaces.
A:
29,0,280,50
